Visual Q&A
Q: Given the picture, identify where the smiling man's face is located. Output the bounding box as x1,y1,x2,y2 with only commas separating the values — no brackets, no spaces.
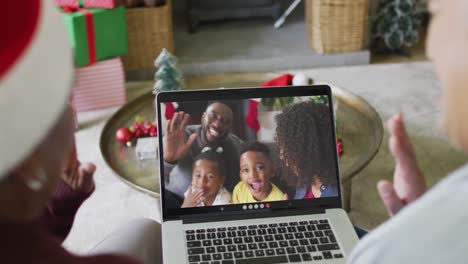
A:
201,103,233,144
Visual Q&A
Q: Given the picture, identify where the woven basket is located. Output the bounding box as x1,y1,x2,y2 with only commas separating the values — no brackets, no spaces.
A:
122,0,174,71
305,0,368,54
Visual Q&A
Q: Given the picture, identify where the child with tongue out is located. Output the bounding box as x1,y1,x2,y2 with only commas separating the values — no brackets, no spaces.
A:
232,142,285,203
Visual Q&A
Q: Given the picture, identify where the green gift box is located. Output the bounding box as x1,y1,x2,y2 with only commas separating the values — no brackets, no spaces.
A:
62,6,128,67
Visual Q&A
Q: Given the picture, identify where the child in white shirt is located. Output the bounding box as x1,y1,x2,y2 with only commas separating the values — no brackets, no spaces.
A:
181,147,231,208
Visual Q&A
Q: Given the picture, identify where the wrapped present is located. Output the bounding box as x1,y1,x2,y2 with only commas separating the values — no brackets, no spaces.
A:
61,6,128,67
72,58,127,112
54,0,124,9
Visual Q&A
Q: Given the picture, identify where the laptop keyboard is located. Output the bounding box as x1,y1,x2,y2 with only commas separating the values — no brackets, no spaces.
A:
185,219,344,264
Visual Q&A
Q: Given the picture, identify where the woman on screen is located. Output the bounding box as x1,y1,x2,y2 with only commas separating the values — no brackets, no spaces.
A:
275,101,338,199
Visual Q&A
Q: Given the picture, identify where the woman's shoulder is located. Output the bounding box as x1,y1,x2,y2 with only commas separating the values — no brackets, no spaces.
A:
320,184,338,197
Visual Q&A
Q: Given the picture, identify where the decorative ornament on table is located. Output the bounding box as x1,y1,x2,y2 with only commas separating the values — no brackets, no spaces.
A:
116,127,133,146
371,0,422,56
115,115,158,147
153,48,184,120
153,48,184,94
135,137,158,160
337,136,344,156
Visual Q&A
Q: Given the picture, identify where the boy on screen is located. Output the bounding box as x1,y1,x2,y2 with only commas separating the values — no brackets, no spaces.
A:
233,142,285,203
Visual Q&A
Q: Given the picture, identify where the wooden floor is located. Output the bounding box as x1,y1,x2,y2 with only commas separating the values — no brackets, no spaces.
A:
371,27,428,64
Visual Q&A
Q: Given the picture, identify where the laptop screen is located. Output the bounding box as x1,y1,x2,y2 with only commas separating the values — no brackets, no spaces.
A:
156,86,342,221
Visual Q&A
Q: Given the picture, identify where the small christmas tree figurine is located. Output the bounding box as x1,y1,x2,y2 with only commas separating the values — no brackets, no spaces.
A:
153,49,184,94
372,0,421,56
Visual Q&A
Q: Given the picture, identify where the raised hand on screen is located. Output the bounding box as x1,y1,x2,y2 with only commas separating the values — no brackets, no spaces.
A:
163,112,197,164
181,187,205,208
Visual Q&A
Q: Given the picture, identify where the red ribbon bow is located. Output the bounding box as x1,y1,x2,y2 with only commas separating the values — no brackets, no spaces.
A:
62,6,79,12
63,7,96,66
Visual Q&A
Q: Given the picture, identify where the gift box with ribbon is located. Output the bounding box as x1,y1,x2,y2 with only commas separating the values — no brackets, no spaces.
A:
54,0,124,9
72,58,127,112
61,6,128,67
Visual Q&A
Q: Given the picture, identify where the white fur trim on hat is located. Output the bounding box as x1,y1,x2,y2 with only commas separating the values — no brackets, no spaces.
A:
0,1,74,179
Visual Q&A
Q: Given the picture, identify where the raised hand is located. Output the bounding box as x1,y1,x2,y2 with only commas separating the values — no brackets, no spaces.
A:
377,113,426,216
163,112,197,164
181,187,205,208
62,144,95,193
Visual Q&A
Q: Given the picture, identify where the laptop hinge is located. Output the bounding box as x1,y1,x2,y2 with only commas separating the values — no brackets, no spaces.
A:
182,208,326,224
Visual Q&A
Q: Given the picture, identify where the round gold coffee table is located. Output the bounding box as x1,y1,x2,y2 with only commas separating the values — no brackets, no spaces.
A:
100,73,383,211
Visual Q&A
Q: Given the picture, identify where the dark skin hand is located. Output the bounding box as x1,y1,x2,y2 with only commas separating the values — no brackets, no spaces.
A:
181,187,205,208
163,112,197,164
62,142,95,193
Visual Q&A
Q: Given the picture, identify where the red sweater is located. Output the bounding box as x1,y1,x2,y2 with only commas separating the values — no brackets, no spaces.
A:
0,180,142,264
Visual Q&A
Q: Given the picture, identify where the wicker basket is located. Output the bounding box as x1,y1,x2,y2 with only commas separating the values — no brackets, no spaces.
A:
305,0,368,54
122,0,174,71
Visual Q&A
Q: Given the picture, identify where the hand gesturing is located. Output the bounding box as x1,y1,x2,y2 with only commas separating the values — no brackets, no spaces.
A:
163,112,197,163
62,145,95,193
377,113,426,216
181,187,205,208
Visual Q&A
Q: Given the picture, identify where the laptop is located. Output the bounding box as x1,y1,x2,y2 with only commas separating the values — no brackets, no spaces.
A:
156,85,359,264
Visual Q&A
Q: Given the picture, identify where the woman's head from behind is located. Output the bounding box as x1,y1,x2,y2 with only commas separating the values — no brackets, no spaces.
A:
275,101,337,186
0,0,74,222
427,0,468,150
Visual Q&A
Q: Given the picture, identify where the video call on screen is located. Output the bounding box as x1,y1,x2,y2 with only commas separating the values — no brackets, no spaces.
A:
161,95,339,210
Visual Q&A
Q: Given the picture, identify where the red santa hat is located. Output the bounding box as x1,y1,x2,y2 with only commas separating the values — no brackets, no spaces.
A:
0,0,74,179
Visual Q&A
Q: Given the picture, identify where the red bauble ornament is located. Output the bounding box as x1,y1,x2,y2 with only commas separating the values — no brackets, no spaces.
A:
337,139,344,156
116,127,133,145
116,116,159,147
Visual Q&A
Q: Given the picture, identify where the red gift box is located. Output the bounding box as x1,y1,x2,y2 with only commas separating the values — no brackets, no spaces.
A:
54,0,124,9
72,58,127,112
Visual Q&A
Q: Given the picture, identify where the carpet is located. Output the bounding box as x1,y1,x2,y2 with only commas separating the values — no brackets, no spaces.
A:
64,62,468,255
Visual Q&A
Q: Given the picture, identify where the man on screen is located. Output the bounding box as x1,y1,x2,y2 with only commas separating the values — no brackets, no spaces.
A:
163,102,244,207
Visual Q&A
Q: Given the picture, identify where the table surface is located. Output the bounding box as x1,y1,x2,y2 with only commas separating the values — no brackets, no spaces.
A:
65,62,454,254
100,73,383,198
